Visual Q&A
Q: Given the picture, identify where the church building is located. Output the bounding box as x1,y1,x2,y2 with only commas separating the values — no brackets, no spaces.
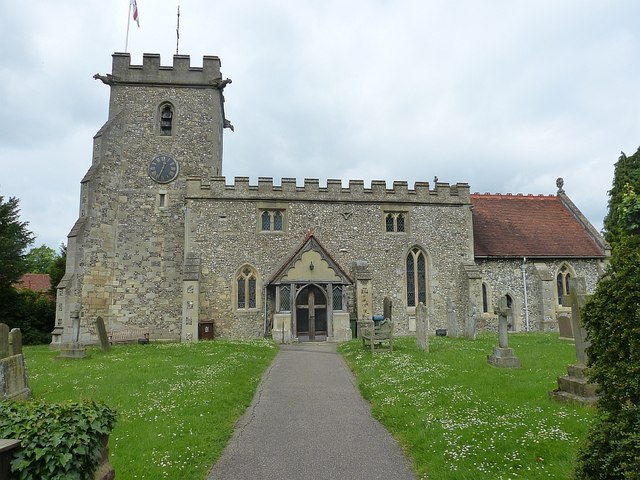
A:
53,53,608,346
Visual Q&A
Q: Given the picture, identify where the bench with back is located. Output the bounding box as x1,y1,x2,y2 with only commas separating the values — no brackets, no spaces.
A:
358,318,394,353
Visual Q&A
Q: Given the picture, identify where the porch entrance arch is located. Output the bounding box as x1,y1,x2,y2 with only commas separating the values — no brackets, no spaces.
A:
296,284,328,341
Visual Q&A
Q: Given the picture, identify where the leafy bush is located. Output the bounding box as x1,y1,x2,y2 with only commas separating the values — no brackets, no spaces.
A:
0,399,117,480
576,147,640,479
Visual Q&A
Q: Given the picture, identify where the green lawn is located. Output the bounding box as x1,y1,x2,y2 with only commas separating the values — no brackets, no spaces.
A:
339,333,594,480
24,340,277,480
22,333,592,479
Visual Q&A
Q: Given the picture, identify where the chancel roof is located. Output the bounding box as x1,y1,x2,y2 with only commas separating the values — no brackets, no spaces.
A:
471,193,607,258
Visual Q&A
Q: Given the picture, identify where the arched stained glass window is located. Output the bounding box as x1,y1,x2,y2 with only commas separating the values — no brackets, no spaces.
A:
406,247,427,307
237,266,257,310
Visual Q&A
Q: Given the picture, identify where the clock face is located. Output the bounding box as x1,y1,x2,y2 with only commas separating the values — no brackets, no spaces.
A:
148,155,179,183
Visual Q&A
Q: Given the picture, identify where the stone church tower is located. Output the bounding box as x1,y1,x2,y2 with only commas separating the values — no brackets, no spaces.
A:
53,53,232,344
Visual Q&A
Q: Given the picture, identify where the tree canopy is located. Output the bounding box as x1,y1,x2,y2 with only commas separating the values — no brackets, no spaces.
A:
0,194,34,290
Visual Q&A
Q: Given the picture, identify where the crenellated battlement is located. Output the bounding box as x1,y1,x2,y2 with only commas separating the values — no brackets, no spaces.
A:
187,176,471,204
110,53,223,86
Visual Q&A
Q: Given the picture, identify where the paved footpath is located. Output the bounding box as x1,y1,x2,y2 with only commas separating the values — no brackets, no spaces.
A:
207,342,415,480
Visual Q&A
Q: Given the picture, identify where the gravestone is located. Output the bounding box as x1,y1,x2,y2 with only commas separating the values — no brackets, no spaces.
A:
487,298,521,368
0,326,31,400
9,329,22,356
464,304,477,340
383,296,392,321
447,300,458,338
0,323,9,359
96,316,110,352
550,278,598,405
415,302,429,352
57,313,88,360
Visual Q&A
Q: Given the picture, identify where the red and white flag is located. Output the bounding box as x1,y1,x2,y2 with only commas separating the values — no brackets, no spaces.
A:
131,0,140,27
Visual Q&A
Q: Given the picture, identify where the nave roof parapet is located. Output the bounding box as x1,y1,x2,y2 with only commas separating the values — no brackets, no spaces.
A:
188,176,470,205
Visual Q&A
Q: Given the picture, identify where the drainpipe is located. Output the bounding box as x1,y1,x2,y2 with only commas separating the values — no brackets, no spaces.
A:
521,257,530,331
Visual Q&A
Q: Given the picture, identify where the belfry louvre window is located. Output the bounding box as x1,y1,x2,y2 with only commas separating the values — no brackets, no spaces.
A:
385,212,406,233
557,266,571,305
159,104,174,136
406,247,427,307
260,210,284,231
237,267,257,309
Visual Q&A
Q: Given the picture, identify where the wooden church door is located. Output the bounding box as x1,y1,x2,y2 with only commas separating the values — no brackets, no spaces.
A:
296,285,328,341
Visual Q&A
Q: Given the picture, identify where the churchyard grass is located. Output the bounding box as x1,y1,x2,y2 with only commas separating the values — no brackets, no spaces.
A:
339,333,593,480
23,340,277,479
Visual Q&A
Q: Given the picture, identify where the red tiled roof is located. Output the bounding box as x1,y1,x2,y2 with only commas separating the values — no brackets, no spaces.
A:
471,194,606,258
15,274,52,292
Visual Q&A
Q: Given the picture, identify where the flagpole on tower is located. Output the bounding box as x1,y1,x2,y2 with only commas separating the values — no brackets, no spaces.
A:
125,1,132,52
125,0,140,53
176,5,181,55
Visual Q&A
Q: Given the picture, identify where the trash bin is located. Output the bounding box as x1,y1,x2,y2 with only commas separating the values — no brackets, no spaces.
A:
436,328,447,336
350,314,358,338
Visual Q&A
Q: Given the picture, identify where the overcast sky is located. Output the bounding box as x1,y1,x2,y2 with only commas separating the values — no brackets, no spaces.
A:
1,1,639,250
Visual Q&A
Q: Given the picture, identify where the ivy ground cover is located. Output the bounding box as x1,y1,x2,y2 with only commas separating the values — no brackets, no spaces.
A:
339,333,593,480
24,340,277,479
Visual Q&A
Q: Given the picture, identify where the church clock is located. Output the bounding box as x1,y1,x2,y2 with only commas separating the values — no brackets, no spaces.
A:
148,155,179,183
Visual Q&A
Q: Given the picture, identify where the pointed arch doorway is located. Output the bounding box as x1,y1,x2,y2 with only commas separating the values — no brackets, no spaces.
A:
296,284,328,341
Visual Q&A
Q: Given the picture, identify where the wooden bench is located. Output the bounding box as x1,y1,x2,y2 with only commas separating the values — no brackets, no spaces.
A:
108,328,150,345
359,318,394,353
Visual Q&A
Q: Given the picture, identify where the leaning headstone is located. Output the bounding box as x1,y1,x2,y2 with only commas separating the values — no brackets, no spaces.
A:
487,298,521,368
383,296,392,320
447,299,458,338
415,302,429,352
9,329,22,356
0,323,9,359
550,278,598,405
96,316,110,352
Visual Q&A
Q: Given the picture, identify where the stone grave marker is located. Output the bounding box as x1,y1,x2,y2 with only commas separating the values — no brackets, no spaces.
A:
550,278,598,405
9,328,22,356
447,299,458,337
383,296,392,320
57,312,88,360
0,323,9,359
487,298,521,368
96,316,110,352
415,302,429,352
0,326,31,400
464,304,477,340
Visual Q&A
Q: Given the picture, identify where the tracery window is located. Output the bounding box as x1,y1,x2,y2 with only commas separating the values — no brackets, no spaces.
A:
260,210,284,231
385,212,406,233
406,247,427,307
159,103,174,136
557,265,572,305
237,266,257,310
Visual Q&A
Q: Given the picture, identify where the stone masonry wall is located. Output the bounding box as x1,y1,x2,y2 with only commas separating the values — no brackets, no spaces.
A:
187,178,475,339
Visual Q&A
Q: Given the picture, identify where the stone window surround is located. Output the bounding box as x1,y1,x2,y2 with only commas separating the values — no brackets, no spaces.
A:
233,264,260,312
555,262,576,309
381,205,410,234
405,245,428,309
158,101,176,137
256,201,289,233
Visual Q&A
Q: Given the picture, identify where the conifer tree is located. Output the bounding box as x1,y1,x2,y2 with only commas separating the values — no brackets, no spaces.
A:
576,147,640,479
